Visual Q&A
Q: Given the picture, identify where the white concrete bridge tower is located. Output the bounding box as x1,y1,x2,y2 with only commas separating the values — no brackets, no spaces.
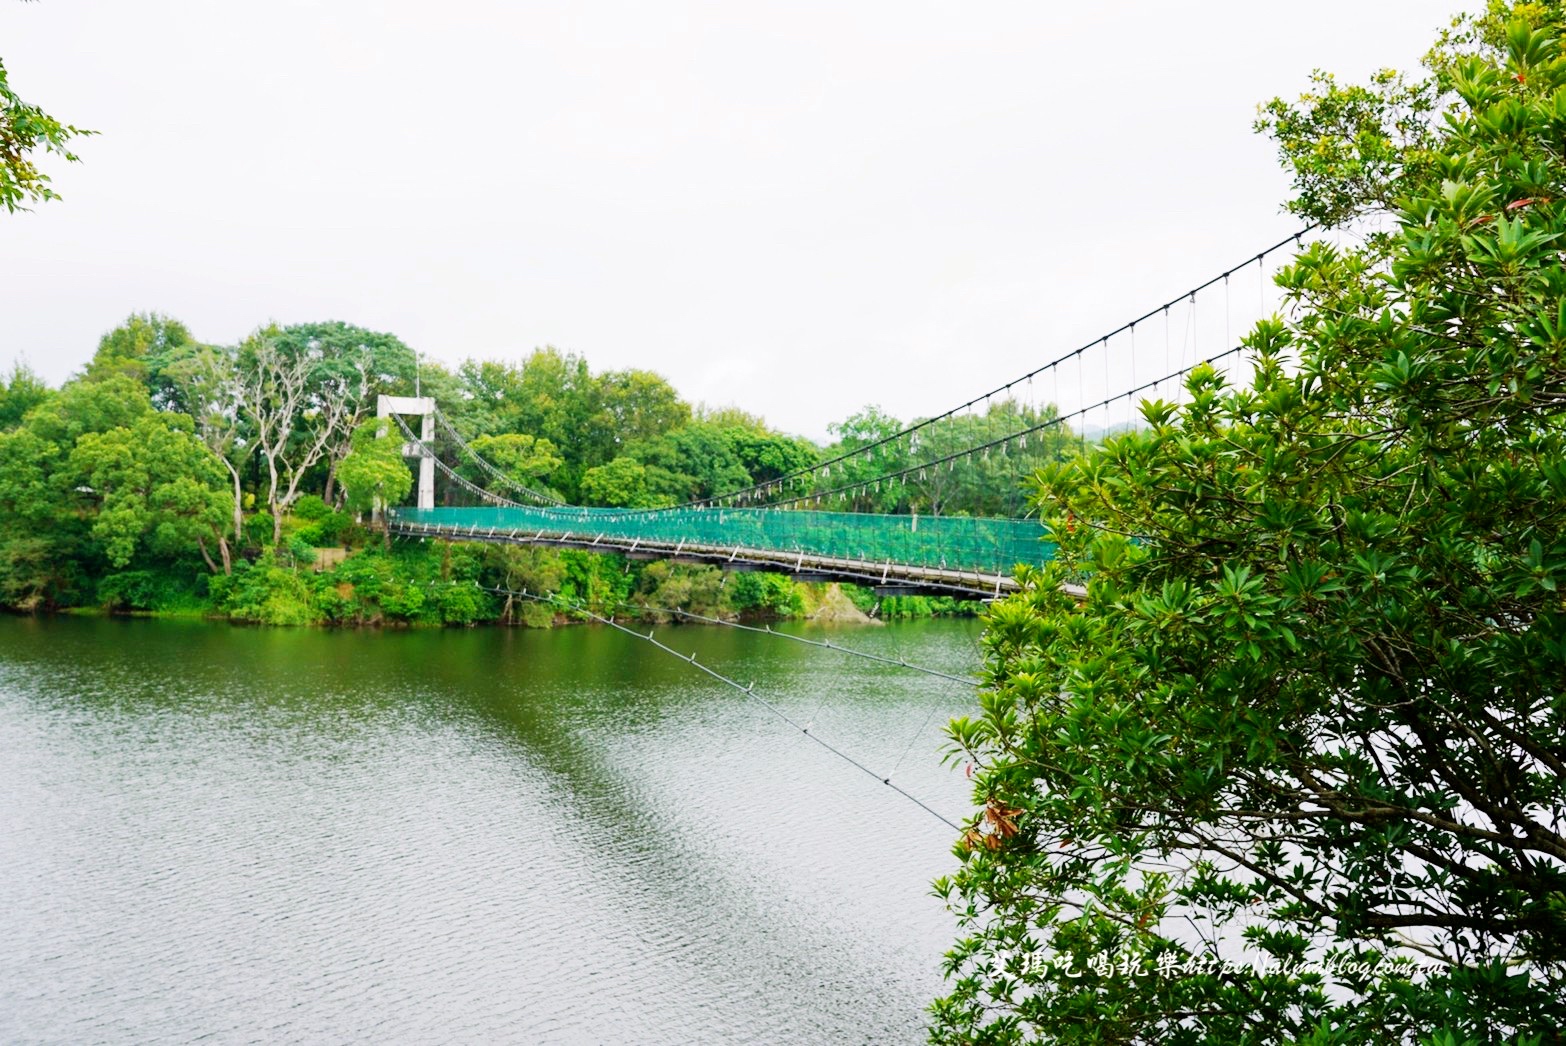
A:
376,395,436,510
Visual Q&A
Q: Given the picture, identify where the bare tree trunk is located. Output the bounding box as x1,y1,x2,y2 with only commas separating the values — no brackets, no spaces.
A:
196,535,220,574
226,462,245,554
324,453,340,508
218,536,232,575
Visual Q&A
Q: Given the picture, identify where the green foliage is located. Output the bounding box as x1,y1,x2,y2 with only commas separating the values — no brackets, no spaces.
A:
292,494,330,521
96,569,205,613
837,582,979,619
65,413,231,570
815,400,1077,518
273,321,415,401
337,419,413,515
293,509,352,547
724,571,804,618
0,361,51,430
823,405,911,513
936,7,1566,1042
631,561,726,620
629,421,754,501
209,561,317,626
558,548,635,610
451,348,691,499
0,531,84,611
0,54,93,213
83,313,196,403
579,455,677,508
285,534,316,566
464,432,563,488
22,374,152,448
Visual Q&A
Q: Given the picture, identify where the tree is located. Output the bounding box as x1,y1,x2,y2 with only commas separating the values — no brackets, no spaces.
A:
0,426,75,608
0,360,50,430
82,313,196,405
66,413,232,573
628,421,751,501
598,368,691,448
337,419,412,549
935,8,1566,1044
728,427,818,487
818,404,911,513
0,53,91,213
465,433,562,487
273,321,416,505
163,342,252,562
21,372,152,449
234,328,354,545
579,455,677,508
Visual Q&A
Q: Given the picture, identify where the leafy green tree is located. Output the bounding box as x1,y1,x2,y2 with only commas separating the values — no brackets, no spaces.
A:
906,400,1075,518
337,419,412,548
66,413,233,573
579,455,678,508
936,8,1566,1043
817,405,911,513
598,368,691,448
82,313,196,406
448,349,691,500
163,342,252,559
464,433,563,488
0,426,76,607
629,421,751,501
728,427,818,487
0,53,92,213
22,373,151,449
0,360,50,430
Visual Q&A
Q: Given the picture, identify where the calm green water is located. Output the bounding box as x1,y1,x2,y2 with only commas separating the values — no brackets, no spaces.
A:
0,614,980,1044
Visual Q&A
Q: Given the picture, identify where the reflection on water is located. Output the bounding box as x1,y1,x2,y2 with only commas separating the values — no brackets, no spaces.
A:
0,615,979,1044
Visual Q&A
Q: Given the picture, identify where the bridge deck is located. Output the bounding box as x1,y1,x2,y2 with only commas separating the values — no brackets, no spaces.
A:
387,513,1045,599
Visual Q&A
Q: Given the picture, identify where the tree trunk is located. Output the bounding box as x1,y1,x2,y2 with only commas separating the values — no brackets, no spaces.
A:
264,452,283,547
324,453,340,508
196,535,220,574
227,463,245,554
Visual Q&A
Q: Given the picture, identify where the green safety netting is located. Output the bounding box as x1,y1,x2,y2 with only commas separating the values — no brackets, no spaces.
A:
390,505,1055,576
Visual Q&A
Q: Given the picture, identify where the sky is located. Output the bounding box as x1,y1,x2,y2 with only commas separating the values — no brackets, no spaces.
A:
1,0,1454,441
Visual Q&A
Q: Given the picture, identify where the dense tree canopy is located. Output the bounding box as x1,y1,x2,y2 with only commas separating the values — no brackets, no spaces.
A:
935,6,1566,1043
82,312,195,407
1,302,1059,620
67,413,231,571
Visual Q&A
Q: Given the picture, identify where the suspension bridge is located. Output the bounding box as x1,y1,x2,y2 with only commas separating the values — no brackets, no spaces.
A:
379,230,1307,601
370,228,1313,823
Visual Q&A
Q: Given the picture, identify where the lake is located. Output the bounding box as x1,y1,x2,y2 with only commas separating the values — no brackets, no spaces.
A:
0,614,980,1044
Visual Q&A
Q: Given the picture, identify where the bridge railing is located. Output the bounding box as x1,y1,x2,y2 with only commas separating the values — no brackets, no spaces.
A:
389,505,1054,577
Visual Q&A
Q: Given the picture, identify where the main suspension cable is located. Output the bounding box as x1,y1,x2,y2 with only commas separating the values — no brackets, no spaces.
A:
643,227,1311,512
721,345,1245,513
386,412,531,509
431,407,567,506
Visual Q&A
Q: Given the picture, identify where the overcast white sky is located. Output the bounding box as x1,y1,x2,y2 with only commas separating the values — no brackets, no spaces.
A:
1,1,1452,440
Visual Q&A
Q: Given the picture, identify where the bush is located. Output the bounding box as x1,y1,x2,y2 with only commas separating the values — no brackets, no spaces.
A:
291,494,329,521
211,561,318,626
725,571,803,618
97,570,170,611
295,510,352,547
